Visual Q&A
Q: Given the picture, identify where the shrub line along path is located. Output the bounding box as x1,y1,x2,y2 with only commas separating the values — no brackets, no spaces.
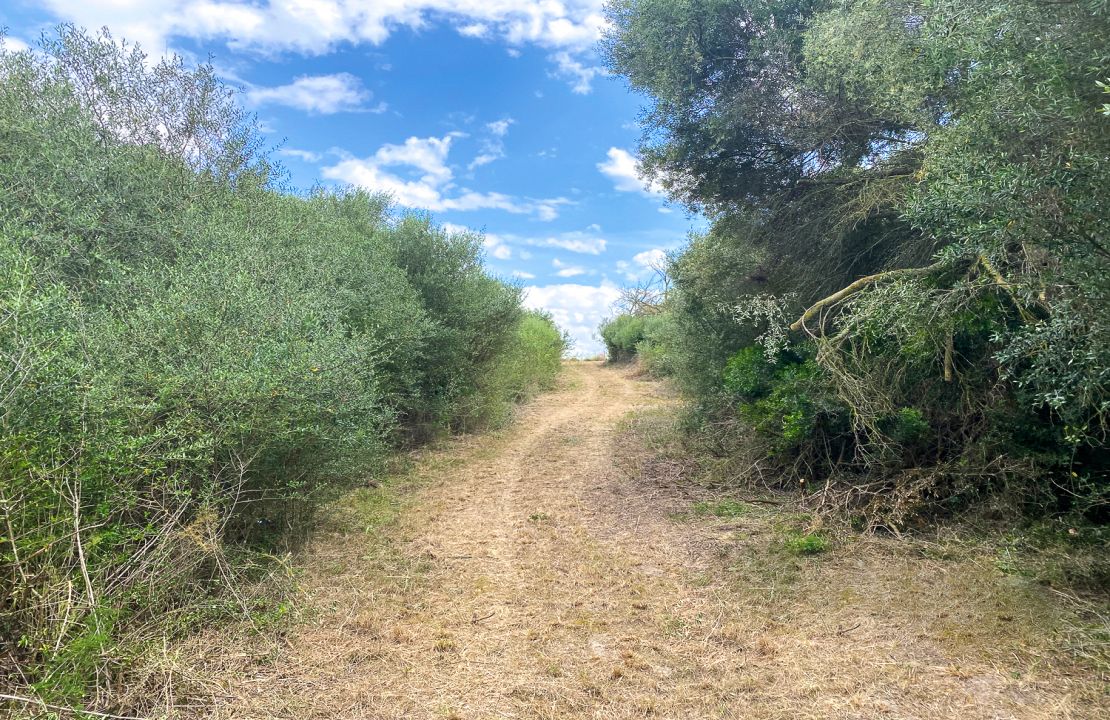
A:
179,362,1102,719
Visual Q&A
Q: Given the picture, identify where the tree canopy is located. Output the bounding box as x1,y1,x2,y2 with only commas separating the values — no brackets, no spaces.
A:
602,0,1110,526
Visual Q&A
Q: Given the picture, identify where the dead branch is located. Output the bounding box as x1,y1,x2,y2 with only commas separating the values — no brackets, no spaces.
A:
0,693,149,720
789,258,953,333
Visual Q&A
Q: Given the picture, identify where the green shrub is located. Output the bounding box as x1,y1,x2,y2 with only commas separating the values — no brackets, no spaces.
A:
721,344,855,465
599,313,649,361
634,313,676,376
599,311,676,374
722,346,775,399
0,28,566,705
464,311,569,428
882,408,931,447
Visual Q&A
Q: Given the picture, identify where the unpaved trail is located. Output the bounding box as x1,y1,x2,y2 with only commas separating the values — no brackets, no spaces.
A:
182,362,1105,720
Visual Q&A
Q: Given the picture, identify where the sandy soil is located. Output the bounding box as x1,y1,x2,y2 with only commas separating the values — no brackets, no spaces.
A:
175,362,1106,720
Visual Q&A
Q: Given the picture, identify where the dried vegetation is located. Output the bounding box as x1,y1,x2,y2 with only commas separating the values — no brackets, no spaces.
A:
91,364,1109,719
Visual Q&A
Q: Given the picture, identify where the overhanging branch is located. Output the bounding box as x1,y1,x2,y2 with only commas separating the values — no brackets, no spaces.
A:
789,258,953,333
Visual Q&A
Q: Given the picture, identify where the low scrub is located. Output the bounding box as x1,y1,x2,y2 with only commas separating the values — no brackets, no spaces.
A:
599,312,671,374
599,313,649,362
0,29,565,706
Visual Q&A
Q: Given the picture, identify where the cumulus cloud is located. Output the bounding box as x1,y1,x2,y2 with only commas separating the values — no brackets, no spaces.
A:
617,247,667,281
36,1,607,57
598,147,666,197
457,22,489,38
483,232,513,260
633,248,666,268
323,133,569,220
524,281,622,357
35,1,608,93
487,118,514,136
457,227,608,256
246,73,380,114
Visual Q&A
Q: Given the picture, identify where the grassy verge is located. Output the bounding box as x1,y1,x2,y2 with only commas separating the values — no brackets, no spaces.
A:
612,401,1110,689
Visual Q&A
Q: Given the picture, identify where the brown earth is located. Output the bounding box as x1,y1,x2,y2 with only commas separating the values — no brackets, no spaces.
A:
166,361,1106,720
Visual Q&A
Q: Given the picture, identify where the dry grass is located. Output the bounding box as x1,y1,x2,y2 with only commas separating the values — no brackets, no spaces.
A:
121,363,1106,719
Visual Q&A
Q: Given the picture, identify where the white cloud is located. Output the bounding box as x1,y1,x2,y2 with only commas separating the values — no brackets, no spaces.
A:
550,51,605,94
633,248,666,268
277,147,323,162
35,1,609,95
534,203,563,221
467,117,514,170
487,118,514,136
553,258,588,277
36,1,609,57
598,147,666,197
468,153,500,169
246,73,379,114
524,281,622,357
323,133,569,220
617,247,667,281
464,227,608,256
485,233,513,260
512,269,535,279
537,231,606,255
0,35,30,52
458,23,489,38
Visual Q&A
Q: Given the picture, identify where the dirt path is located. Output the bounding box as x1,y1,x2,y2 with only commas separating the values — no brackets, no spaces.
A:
180,362,1105,720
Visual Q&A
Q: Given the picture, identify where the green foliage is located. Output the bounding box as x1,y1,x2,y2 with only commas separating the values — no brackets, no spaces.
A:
737,355,849,457
603,0,1110,524
782,531,830,556
465,311,569,429
722,347,775,399
0,28,566,704
599,313,649,361
883,408,930,447
599,312,676,376
633,313,675,376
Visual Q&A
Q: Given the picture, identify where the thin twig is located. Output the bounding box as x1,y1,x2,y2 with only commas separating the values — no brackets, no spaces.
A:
0,693,149,720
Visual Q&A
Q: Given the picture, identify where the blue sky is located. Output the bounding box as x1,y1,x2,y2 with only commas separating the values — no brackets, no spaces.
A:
1,1,704,356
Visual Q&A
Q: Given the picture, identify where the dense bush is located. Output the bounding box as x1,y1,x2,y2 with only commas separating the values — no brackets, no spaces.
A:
602,0,1109,527
599,313,649,361
466,311,570,428
0,28,565,705
598,312,671,371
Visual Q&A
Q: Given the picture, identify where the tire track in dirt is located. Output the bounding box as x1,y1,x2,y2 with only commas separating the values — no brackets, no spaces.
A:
181,362,1104,720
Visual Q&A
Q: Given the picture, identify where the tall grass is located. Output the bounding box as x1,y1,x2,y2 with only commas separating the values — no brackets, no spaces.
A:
0,27,566,707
